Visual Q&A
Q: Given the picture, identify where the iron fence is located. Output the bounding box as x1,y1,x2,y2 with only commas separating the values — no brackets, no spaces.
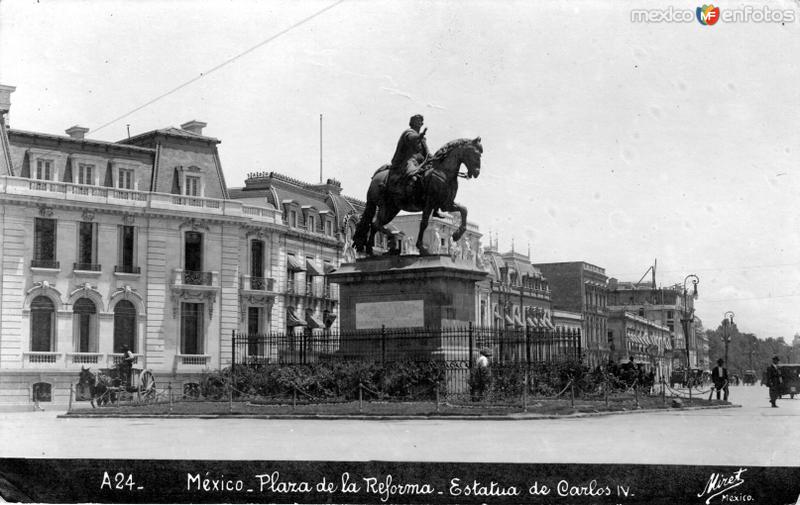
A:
232,324,581,368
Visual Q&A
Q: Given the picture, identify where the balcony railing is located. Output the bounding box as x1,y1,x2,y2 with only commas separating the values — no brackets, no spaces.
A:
22,351,62,367
115,265,141,274
74,262,101,271
245,276,274,291
67,352,104,365
3,175,281,223
31,259,60,269
175,354,211,366
108,353,141,366
183,270,213,286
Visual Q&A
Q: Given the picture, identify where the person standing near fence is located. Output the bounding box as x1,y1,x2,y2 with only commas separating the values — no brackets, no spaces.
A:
119,345,135,388
766,356,782,408
711,358,729,401
471,347,492,401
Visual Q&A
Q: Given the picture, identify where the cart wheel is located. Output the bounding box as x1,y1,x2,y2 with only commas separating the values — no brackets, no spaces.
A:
138,370,156,403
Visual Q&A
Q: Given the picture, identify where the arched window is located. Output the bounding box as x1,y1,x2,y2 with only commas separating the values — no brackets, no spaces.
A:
30,296,55,352
113,300,137,352
73,297,98,352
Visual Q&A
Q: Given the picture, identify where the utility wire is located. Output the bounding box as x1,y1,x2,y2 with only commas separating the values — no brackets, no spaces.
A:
90,0,346,135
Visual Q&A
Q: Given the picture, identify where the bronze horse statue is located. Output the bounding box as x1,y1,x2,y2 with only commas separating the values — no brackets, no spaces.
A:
353,137,482,255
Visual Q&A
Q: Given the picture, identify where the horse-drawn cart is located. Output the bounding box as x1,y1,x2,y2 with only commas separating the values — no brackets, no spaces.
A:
77,365,157,407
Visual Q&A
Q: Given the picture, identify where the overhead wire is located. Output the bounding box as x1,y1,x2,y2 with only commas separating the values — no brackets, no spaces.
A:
89,0,346,136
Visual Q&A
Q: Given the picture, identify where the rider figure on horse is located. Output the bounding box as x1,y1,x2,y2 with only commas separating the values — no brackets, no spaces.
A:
390,114,443,217
390,114,429,194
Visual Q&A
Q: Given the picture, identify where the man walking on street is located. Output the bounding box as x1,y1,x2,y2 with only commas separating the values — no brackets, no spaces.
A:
766,355,783,408
711,358,729,401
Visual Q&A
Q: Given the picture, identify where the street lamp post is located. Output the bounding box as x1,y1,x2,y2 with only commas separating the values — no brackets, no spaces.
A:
680,274,699,372
721,311,735,368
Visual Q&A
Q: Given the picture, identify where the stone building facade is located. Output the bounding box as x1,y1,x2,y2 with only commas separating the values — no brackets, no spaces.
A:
607,279,700,370
533,261,608,368
606,309,672,380
0,85,370,409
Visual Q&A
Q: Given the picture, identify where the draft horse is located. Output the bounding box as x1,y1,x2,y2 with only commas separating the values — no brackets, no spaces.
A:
77,366,156,407
353,137,483,256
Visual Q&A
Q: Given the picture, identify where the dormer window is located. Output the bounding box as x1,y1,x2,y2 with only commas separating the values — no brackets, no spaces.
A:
36,159,54,181
185,175,200,196
289,210,297,227
175,165,204,198
77,163,95,185
325,220,333,237
307,214,316,234
118,168,134,190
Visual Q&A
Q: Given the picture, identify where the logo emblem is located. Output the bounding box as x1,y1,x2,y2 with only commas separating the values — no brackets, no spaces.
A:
697,4,721,25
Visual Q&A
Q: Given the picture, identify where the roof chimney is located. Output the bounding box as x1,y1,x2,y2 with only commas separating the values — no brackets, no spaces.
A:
180,120,207,135
65,125,89,140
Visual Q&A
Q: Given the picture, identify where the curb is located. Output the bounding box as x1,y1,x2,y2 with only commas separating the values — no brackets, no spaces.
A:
57,404,739,421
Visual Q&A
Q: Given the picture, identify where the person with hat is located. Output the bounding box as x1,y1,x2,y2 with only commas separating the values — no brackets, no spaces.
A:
711,358,729,401
766,355,783,408
119,345,135,388
471,347,492,401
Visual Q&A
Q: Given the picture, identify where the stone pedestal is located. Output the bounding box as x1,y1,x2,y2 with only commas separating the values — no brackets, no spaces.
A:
328,254,487,333
329,254,486,398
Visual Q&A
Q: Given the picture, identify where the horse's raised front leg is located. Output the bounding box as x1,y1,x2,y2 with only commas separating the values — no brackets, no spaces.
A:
444,202,467,242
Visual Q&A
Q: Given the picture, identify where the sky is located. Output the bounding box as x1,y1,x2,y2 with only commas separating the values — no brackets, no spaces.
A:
1,0,799,339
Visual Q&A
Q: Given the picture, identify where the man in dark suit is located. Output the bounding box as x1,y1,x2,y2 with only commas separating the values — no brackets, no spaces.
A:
711,358,729,401
766,356,783,408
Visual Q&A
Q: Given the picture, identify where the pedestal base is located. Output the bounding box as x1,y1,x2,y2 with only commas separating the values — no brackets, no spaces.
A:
328,254,487,332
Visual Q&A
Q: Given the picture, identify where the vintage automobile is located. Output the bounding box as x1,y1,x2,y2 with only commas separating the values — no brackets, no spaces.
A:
742,369,758,385
777,364,800,399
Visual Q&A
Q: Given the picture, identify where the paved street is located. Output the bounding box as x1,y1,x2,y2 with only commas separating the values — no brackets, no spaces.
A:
1,385,797,465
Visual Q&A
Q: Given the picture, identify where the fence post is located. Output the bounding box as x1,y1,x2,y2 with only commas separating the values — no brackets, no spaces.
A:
358,382,363,413
688,379,692,405
522,369,528,413
662,377,666,405
436,382,440,413
525,326,531,367
468,322,474,370
228,380,233,413
604,375,609,407
231,329,236,374
570,381,575,408
381,325,386,364
168,383,173,413
292,386,297,411
68,384,74,413
634,381,640,409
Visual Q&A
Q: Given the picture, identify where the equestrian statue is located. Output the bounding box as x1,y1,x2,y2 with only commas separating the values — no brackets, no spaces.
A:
352,114,483,256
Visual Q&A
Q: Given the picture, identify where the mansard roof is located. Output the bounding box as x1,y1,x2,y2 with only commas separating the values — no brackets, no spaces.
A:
8,129,155,155
231,172,363,229
121,126,221,145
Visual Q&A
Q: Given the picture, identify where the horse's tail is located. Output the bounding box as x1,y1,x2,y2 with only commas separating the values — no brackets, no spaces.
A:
353,199,376,252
